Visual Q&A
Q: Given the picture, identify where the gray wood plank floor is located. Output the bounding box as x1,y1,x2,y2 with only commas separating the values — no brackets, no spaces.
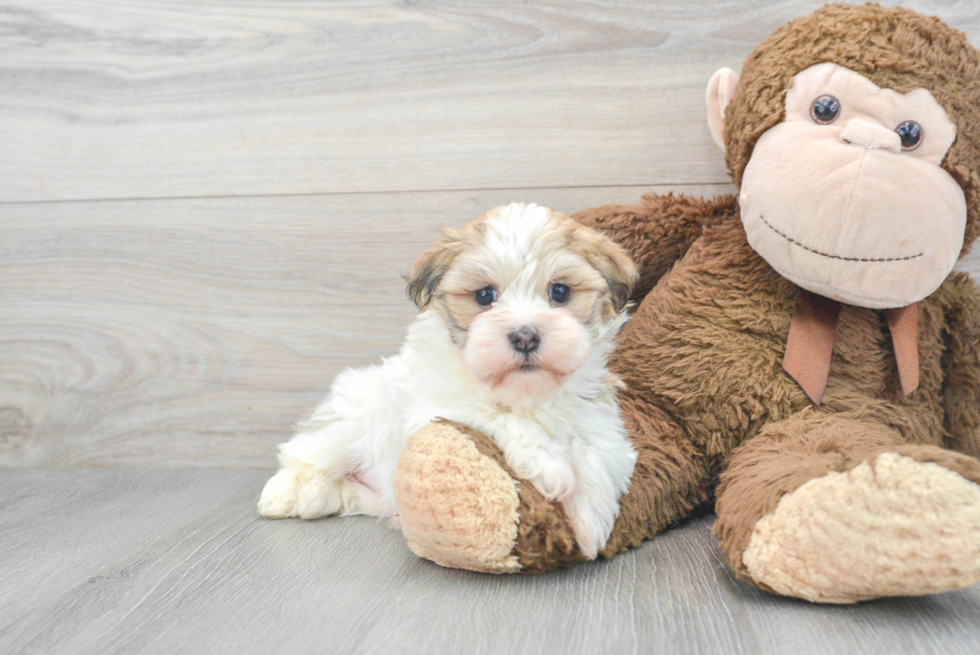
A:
3,1,980,652
1,469,978,655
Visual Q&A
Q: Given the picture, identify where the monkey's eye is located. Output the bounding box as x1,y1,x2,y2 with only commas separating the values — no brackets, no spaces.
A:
549,283,571,305
474,286,497,307
810,95,841,124
895,120,923,150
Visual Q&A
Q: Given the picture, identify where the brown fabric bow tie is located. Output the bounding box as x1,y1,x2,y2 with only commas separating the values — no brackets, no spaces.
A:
783,289,920,405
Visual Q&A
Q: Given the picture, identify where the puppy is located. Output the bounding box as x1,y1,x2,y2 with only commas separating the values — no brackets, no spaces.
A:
258,203,639,558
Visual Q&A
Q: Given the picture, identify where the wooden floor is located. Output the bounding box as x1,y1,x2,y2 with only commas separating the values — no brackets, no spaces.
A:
2,469,979,655
2,1,980,653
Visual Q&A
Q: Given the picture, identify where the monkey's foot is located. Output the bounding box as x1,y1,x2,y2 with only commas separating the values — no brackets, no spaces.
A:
393,420,586,574
742,451,980,603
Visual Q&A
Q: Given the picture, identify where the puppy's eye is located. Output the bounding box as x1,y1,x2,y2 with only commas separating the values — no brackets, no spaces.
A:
474,286,497,307
895,120,923,150
810,94,840,125
549,283,571,305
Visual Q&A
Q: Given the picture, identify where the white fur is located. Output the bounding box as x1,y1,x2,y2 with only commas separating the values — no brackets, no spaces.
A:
258,203,637,559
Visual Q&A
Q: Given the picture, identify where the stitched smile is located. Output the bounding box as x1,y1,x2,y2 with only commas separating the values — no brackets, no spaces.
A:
758,215,924,262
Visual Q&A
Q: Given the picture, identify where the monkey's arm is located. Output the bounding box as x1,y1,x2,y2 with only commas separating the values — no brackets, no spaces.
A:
574,192,737,303
942,273,980,460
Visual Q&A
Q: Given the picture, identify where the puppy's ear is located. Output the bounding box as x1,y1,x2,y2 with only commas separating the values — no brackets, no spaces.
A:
570,223,637,312
591,236,638,312
406,229,462,310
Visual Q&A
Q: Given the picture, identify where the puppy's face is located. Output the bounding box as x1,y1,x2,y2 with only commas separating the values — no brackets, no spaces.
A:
407,203,637,400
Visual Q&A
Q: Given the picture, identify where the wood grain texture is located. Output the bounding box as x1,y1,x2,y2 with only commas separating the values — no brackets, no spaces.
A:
1,0,978,202
0,469,978,655
0,184,729,468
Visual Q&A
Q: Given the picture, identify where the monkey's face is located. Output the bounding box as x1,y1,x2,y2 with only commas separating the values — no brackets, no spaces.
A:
736,63,967,309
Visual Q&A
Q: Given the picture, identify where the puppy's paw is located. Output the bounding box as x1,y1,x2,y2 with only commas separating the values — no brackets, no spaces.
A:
508,447,576,501
258,465,342,520
563,490,619,560
565,507,605,560
258,468,300,518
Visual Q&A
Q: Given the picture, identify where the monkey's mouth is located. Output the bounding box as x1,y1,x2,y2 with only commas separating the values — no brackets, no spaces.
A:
758,214,923,263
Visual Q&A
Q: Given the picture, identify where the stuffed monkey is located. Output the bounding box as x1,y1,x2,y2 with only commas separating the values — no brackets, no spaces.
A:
393,3,980,603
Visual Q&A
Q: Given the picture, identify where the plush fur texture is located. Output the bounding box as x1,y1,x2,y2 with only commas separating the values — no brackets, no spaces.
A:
392,4,980,601
395,421,523,573
396,420,590,573
259,203,639,559
741,452,980,603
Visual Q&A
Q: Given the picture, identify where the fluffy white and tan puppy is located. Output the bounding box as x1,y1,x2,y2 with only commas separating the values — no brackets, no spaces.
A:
258,203,639,558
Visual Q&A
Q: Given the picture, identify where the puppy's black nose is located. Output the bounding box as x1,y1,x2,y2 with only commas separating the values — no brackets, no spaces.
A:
509,327,540,354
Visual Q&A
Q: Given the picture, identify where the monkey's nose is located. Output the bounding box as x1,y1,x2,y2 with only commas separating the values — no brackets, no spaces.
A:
509,327,540,354
840,118,902,153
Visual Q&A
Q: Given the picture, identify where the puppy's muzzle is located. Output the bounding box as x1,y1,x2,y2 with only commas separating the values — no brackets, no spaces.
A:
509,327,540,355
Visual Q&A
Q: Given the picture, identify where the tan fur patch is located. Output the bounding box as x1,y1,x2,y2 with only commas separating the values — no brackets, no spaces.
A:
559,216,638,317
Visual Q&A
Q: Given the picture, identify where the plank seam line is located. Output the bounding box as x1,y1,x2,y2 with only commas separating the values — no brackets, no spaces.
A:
0,182,734,207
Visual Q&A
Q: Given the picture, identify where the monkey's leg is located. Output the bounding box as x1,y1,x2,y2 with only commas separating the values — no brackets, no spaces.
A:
599,395,712,557
393,400,711,574
714,411,980,603
940,273,980,460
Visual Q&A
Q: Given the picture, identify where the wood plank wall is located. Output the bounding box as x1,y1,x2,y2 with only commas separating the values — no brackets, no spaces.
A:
2,0,978,467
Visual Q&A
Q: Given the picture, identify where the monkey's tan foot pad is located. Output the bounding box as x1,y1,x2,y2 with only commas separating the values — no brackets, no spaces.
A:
394,420,586,574
742,452,980,603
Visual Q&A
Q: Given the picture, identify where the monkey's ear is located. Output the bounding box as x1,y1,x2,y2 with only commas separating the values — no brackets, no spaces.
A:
706,67,740,152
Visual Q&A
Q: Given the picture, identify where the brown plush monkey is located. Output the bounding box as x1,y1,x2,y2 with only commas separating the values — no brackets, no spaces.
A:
393,3,980,603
